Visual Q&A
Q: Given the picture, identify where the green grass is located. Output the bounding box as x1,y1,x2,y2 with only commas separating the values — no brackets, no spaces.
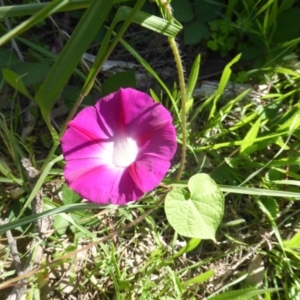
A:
1,0,300,299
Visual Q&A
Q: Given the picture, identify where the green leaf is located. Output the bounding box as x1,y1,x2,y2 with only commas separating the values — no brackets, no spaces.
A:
63,86,94,109
53,214,69,235
0,157,22,185
185,53,200,114
219,185,300,199
102,69,136,96
122,6,182,37
2,61,51,88
278,0,294,13
264,0,278,32
171,0,194,22
184,21,210,45
165,174,224,240
182,269,214,286
173,238,201,258
271,179,300,187
273,8,300,43
196,126,297,151
149,89,160,102
0,1,91,20
186,54,201,101
165,180,300,199
260,198,279,219
208,288,278,300
277,110,300,131
240,117,261,154
208,53,241,119
283,231,300,249
35,0,113,130
219,89,250,119
207,40,218,51
16,36,88,82
82,3,180,98
0,202,113,235
0,0,70,46
194,0,221,22
229,111,258,132
2,68,33,100
0,48,19,74
254,0,276,19
275,67,300,77
11,62,51,86
62,184,81,205
217,53,241,96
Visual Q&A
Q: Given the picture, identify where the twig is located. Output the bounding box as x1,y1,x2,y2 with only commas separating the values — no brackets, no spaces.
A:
0,219,26,300
0,219,21,273
4,159,51,299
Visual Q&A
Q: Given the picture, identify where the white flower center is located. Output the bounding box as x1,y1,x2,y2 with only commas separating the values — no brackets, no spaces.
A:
112,137,138,168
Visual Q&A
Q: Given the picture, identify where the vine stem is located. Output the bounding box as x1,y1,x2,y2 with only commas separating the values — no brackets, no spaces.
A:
168,37,187,181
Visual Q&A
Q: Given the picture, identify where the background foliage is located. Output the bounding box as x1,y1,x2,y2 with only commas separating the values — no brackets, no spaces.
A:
0,0,300,299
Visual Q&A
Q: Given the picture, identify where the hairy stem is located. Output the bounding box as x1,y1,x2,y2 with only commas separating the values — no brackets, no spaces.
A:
168,37,187,181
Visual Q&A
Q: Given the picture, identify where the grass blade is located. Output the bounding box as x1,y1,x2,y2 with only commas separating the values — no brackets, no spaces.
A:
35,0,113,124
0,0,69,46
219,185,300,199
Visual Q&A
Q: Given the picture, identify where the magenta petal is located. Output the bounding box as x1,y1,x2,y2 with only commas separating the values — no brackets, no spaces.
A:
94,91,121,136
94,88,160,134
118,168,144,204
61,88,177,205
66,106,111,140
122,94,177,160
129,156,171,192
128,102,173,139
136,119,177,161
118,88,158,125
65,158,143,204
61,123,114,163
117,89,177,160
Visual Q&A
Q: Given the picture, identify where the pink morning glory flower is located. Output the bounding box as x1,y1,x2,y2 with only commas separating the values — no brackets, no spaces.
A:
61,88,177,205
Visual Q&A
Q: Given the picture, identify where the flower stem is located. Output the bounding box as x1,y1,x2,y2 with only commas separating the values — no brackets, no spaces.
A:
168,37,187,181
158,1,187,180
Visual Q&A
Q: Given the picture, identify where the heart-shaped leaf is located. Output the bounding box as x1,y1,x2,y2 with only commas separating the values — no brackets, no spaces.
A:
165,173,224,241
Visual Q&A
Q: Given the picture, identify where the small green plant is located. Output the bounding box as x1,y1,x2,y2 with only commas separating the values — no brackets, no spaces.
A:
171,0,300,68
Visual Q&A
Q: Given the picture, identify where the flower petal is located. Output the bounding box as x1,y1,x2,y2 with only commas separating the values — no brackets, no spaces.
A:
67,106,111,140
128,102,174,139
61,88,177,205
64,158,143,204
129,155,171,192
95,88,160,134
95,91,124,136
61,123,114,165
136,118,177,161
118,88,157,125
121,92,177,160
